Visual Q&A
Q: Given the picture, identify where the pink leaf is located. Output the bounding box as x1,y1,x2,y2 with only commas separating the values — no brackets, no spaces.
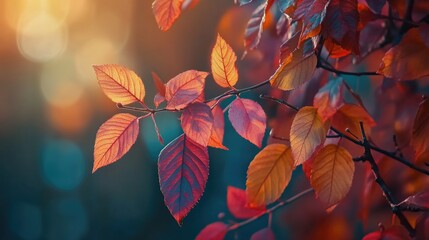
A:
227,186,265,219
196,222,228,240
228,98,267,147
181,102,214,147
158,134,209,225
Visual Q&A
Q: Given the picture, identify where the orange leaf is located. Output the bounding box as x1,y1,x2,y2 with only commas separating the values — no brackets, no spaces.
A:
310,144,355,208
228,98,267,147
290,106,328,166
152,0,184,31
412,98,429,160
152,72,166,97
94,64,145,105
211,34,239,88
181,102,214,147
331,104,376,139
378,28,429,80
208,105,228,150
93,113,140,173
246,144,294,207
269,46,317,91
165,70,208,110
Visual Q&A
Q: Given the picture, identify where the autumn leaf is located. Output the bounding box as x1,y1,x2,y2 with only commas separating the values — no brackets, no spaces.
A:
331,104,376,139
251,228,275,240
181,102,214,147
94,64,145,105
310,144,354,208
279,26,300,62
269,45,317,91
278,0,296,13
93,113,140,173
412,98,429,160
164,70,208,110
416,213,429,240
399,191,429,211
228,98,267,147
362,225,411,240
313,77,344,121
227,186,265,219
378,29,429,80
323,0,360,53
195,222,228,240
365,0,385,14
246,144,294,207
294,0,331,41
290,106,328,166
244,1,268,50
211,34,239,88
324,38,352,58
154,93,166,108
152,0,184,31
208,105,228,150
158,134,209,225
152,72,166,97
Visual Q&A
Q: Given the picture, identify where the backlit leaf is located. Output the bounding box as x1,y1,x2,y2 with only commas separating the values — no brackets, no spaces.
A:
244,1,268,50
181,102,214,147
158,134,209,225
93,113,139,173
211,34,239,88
228,98,267,147
246,144,294,207
294,0,331,41
208,105,228,150
313,77,344,121
310,144,354,208
331,104,376,139
94,64,145,105
269,46,317,91
152,0,184,31
196,222,228,240
412,98,429,160
152,72,166,97
165,70,208,110
227,186,265,219
154,93,166,108
290,106,328,166
250,228,276,240
378,29,429,80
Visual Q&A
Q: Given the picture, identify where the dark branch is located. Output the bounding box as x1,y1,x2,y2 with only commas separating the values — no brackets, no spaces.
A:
318,64,380,76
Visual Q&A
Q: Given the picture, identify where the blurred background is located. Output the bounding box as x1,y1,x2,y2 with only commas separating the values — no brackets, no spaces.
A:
1,0,429,239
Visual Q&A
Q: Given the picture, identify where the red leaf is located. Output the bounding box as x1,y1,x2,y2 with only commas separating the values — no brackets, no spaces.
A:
181,102,214,147
412,98,429,160
323,0,360,53
152,0,184,31
228,98,267,147
362,225,410,240
165,70,208,110
250,228,275,240
195,222,228,240
313,77,344,121
416,213,429,240
158,134,209,225
152,72,166,97
208,105,228,150
365,0,385,14
93,113,140,173
227,186,265,219
244,1,268,50
294,0,330,42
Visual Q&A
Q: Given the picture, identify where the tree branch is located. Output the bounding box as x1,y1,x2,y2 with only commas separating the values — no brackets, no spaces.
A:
228,188,313,231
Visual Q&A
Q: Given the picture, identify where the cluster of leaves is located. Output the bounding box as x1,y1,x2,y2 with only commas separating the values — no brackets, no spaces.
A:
93,0,429,239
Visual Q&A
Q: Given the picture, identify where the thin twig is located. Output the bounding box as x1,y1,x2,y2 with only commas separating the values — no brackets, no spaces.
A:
228,188,313,231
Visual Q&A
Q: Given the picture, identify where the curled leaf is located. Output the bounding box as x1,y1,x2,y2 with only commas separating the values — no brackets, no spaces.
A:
246,144,294,207
93,113,140,173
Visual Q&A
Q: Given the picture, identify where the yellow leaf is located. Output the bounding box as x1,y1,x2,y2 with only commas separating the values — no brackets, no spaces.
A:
246,144,294,207
310,144,355,208
94,64,145,105
290,106,328,166
269,47,317,91
93,113,140,173
211,34,239,88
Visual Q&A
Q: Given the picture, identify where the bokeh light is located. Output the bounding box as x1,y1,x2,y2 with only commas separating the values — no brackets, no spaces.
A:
42,139,86,191
8,202,42,240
